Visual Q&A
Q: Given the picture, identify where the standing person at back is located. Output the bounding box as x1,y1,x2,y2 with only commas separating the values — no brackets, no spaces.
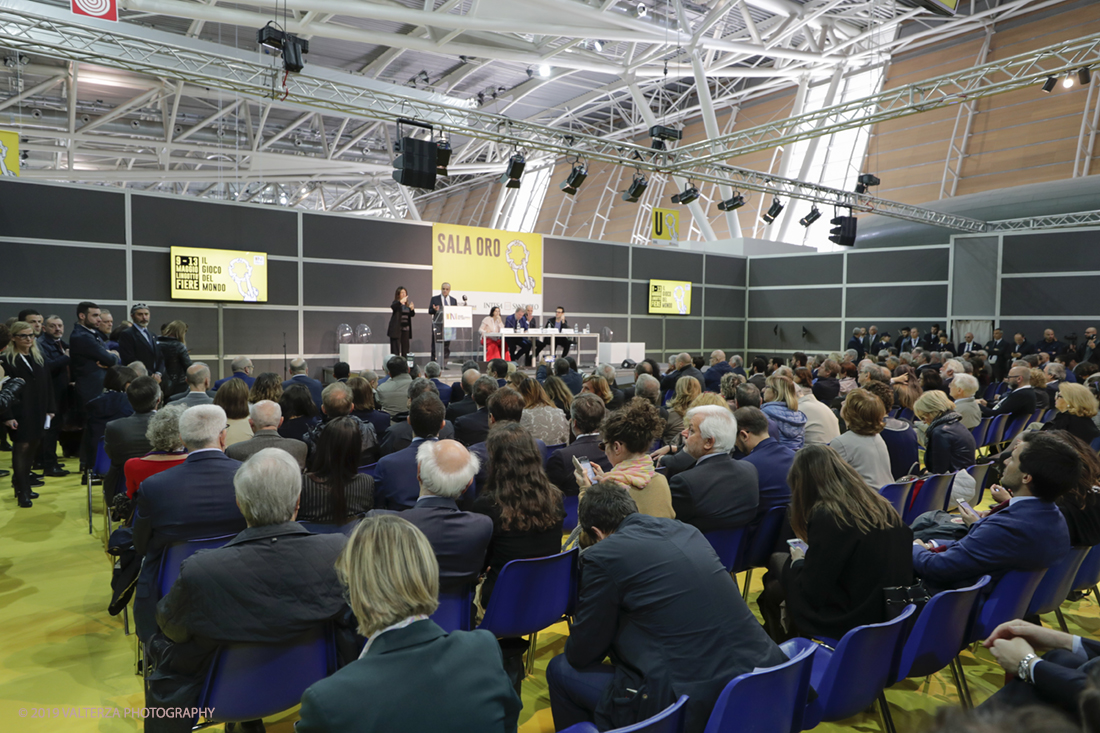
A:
117,304,164,380
282,358,324,409
70,301,120,408
157,320,192,400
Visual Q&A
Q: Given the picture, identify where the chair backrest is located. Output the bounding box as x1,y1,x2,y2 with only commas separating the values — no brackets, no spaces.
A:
896,407,915,422
544,443,566,464
970,418,991,448
1027,546,1091,617
903,473,956,524
1091,436,1100,453
968,567,1048,642
1042,409,1056,423
966,463,996,506
981,383,1000,402
94,437,112,475
1001,413,1032,444
703,641,815,733
358,462,379,479
158,534,236,598
703,526,750,575
893,576,990,683
1073,544,1100,593
879,425,919,482
432,587,474,633
607,695,689,733
984,414,1008,448
478,548,579,638
878,481,915,517
197,624,335,723
745,506,789,569
562,494,579,532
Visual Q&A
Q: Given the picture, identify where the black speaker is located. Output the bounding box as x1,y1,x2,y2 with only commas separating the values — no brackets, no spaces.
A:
621,359,636,369
392,137,438,189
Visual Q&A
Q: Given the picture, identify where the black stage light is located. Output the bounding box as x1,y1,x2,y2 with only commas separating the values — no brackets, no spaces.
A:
621,173,648,203
799,206,822,227
855,173,880,194
671,184,699,205
829,214,858,247
1080,67,1092,86
717,193,745,211
435,140,451,175
560,163,588,195
499,153,526,188
761,198,784,224
1041,76,1057,93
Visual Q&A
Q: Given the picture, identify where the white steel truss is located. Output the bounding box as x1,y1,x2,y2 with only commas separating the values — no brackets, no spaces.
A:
987,209,1100,231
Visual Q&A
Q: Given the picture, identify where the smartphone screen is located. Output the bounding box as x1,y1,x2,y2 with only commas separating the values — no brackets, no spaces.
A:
545,355,554,364
956,499,974,514
578,457,597,482
787,539,808,552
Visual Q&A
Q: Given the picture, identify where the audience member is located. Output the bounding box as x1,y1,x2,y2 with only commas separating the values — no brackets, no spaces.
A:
829,389,894,489
581,374,614,408
547,482,786,733
375,356,414,416
277,383,320,443
949,373,983,429
445,368,481,423
380,378,455,456
124,404,188,499
455,376,498,446
979,365,1038,419
634,373,681,448
103,375,160,499
546,393,610,497
1027,368,1050,412
542,374,574,417
1,321,56,506
1045,383,1100,444
792,366,840,445
283,358,324,409
299,416,374,524
1048,430,1100,548
214,378,253,447
82,365,138,468
761,373,807,450
333,361,350,383
812,359,841,403
213,356,254,390
248,372,283,404
347,375,390,437
374,393,448,510
747,357,767,390
595,363,625,409
168,363,214,407
303,382,380,466
424,361,452,403
488,358,509,386
914,390,976,498
661,352,706,393
225,399,308,469
295,514,521,733
518,377,569,445
668,375,701,437
702,350,732,393
156,320,191,400
733,406,794,519
537,356,582,395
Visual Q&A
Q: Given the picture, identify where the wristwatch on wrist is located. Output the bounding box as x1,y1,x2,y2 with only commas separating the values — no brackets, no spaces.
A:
1018,653,1038,683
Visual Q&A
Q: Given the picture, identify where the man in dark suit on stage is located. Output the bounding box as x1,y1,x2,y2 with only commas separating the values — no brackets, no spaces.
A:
986,328,1012,381
117,304,164,379
546,394,610,497
535,306,573,359
132,404,247,643
503,307,532,364
37,315,71,475
428,282,458,362
454,375,497,447
70,301,119,409
103,376,160,499
668,406,758,533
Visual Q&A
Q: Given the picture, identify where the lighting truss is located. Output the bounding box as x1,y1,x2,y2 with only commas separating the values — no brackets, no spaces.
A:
985,209,1100,232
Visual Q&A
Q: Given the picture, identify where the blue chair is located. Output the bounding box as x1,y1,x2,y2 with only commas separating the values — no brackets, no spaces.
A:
1091,436,1100,452
969,418,991,449
1000,413,1032,446
880,424,919,482
878,481,916,516
563,494,579,531
903,473,955,524
543,443,566,465
195,624,336,726
297,520,358,536
1042,409,1056,423
358,462,379,479
967,568,1048,644
781,604,916,731
981,382,1002,402
896,407,915,422
432,587,474,633
739,507,788,601
703,526,750,581
966,463,996,506
88,437,112,536
1028,547,1090,630
559,695,689,733
889,576,990,708
157,535,236,599
982,414,1008,450
1057,544,1100,632
702,640,815,733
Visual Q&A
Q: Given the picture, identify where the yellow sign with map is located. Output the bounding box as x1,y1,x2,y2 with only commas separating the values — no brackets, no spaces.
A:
651,207,679,246
432,223,543,316
649,279,691,315
170,246,268,302
0,130,19,177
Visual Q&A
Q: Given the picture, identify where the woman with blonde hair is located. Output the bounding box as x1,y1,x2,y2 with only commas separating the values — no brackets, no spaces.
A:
0,322,53,507
829,389,894,489
913,390,975,490
214,378,254,447
668,376,701,420
762,373,807,450
542,374,573,418
158,320,192,399
1030,368,1051,411
1045,382,1100,444
690,392,730,410
582,374,613,405
296,514,521,732
518,378,569,445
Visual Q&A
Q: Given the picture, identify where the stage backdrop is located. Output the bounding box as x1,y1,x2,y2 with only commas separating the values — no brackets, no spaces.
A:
432,223,543,318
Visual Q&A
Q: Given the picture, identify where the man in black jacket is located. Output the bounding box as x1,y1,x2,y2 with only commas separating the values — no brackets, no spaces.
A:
70,301,119,409
979,366,1037,420
103,376,160,499
547,482,786,733
117,303,164,378
669,405,759,532
145,448,356,733
1010,332,1036,360
986,328,1012,381
454,375,497,447
37,315,71,476
661,352,706,393
445,368,481,423
846,327,866,360
378,378,455,457
546,394,610,497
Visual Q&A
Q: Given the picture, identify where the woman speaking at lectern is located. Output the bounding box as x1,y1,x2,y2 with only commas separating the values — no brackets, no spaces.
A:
388,286,415,357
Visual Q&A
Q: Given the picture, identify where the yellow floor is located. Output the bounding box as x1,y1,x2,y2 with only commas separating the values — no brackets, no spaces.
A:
2,451,1098,732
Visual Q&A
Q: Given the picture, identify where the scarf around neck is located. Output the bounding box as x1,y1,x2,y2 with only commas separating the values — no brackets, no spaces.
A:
604,453,657,491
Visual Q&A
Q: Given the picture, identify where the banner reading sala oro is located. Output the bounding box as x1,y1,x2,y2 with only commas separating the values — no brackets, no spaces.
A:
432,223,543,317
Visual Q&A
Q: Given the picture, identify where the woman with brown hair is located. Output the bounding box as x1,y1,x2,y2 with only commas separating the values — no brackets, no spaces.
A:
214,377,253,447
157,320,192,399
757,444,913,642
347,375,391,437
542,374,573,418
828,388,894,488
387,286,415,357
581,374,613,405
473,422,565,607
1030,368,1051,412
891,364,923,412
248,372,283,404
518,378,569,445
299,415,374,525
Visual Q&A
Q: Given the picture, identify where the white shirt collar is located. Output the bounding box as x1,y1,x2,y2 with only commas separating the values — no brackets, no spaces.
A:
359,615,428,658
1009,495,1038,506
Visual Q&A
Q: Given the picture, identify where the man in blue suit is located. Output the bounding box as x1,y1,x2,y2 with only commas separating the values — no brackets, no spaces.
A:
379,379,455,457
132,404,247,643
537,357,583,395
213,356,255,390
912,432,1078,594
703,350,733,393
733,406,794,519
375,393,448,510
503,306,532,364
70,301,119,409
282,357,323,408
846,327,867,360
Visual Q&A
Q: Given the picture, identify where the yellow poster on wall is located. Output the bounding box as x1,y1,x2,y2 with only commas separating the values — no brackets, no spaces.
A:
651,207,679,246
0,130,20,177
432,223,543,316
170,246,268,302
649,279,691,315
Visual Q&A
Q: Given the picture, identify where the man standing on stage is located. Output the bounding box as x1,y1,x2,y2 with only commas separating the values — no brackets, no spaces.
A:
428,282,458,362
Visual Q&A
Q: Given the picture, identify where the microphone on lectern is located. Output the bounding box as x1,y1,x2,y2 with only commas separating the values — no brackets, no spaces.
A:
462,295,468,305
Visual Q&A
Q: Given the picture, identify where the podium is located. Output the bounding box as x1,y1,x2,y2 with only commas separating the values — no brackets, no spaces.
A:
435,305,474,365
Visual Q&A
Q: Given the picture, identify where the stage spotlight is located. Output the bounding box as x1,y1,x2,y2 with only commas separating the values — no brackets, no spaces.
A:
799,206,822,227
1041,76,1057,93
560,163,588,195
717,193,745,211
593,39,605,52
855,173,881,194
761,198,784,224
499,153,526,189
829,214,858,247
1064,74,1075,89
634,2,647,17
1080,67,1092,86
621,173,648,203
538,64,551,78
435,140,451,175
671,184,699,206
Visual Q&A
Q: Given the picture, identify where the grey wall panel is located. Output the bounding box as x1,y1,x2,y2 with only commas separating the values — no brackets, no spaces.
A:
952,237,998,316
1001,275,1100,317
221,308,299,356
845,285,947,320
2,242,126,300
703,287,746,319
157,306,219,356
0,180,125,243
303,263,432,308
665,319,702,351
131,196,298,256
749,254,842,287
591,317,630,344
704,254,747,287
544,237,630,277
131,251,297,306
748,321,842,354
704,320,744,351
267,260,299,306
303,215,432,265
846,248,949,284
749,287,841,320
544,277,629,315
632,247,703,284
630,318,665,359
1002,231,1100,274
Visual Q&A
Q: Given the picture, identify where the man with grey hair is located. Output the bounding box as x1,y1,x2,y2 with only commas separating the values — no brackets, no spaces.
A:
302,381,379,466
660,352,706,393
146,448,354,728
423,361,454,404
167,363,214,406
940,358,965,393
226,399,308,468
730,354,746,376
214,355,255,390
127,360,149,378
668,405,759,533
282,357,323,409
133,405,246,644
847,327,866,360
704,350,733,393
635,373,683,449
948,373,982,429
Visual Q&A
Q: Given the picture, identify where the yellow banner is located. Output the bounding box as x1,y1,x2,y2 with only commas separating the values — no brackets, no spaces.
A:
432,223,543,315
170,246,268,302
651,207,679,245
0,130,19,177
649,279,691,315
